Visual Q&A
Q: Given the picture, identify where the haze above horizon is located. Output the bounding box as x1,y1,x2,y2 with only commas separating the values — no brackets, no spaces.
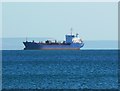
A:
2,2,118,41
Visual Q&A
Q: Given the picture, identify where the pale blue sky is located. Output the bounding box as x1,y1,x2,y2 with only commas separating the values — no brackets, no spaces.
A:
2,2,118,41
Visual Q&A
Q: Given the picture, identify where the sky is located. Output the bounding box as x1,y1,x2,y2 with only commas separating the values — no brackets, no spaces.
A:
2,2,118,41
1,0,119,2
1,2,118,50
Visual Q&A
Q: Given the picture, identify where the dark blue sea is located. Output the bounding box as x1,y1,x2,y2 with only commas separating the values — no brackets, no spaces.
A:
2,50,118,89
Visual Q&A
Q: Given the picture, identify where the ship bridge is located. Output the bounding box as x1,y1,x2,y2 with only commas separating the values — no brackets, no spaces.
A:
66,34,82,43
65,32,82,44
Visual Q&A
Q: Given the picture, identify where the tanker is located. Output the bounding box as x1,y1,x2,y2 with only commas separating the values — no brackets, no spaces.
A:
23,30,84,50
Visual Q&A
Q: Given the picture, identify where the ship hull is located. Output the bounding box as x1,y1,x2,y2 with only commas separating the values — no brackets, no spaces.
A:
24,47,80,50
23,42,84,50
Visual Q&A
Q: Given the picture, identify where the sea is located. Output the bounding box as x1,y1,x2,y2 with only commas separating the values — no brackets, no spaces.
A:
2,50,118,90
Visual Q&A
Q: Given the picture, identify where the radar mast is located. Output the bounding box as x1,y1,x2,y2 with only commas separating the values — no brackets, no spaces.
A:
70,28,73,35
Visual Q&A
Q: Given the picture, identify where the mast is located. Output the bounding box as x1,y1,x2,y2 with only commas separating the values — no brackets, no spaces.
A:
26,37,28,42
70,28,73,35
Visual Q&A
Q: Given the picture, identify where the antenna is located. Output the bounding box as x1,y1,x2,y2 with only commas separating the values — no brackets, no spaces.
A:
26,37,28,42
70,28,73,35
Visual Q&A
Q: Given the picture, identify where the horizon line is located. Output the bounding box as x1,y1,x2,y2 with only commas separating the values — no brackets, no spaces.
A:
0,37,118,41
1,0,119,2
